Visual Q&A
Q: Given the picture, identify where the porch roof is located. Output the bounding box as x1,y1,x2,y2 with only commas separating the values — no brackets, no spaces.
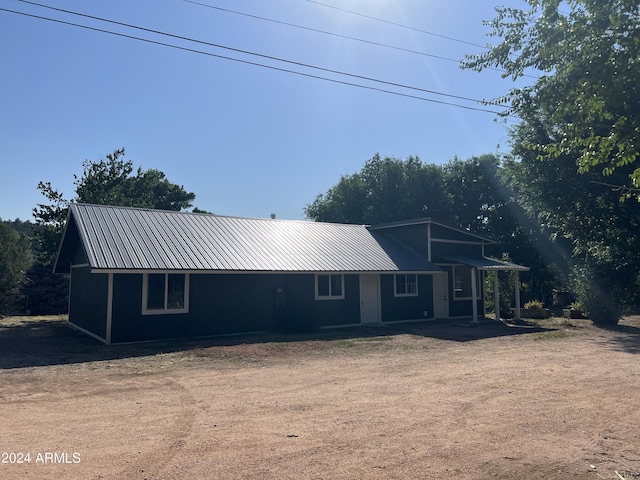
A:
439,256,530,271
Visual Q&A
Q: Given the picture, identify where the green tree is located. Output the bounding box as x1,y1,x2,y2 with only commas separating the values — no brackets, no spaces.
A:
305,154,451,224
73,149,195,210
33,148,196,254
463,0,640,324
28,148,197,314
442,154,507,235
503,116,640,324
462,0,640,191
0,222,32,316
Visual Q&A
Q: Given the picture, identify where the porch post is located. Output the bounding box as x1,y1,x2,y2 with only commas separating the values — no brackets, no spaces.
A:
471,267,479,323
514,270,521,321
494,271,500,322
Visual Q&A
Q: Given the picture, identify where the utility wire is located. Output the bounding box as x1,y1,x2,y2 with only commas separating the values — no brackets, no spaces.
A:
305,0,488,50
182,0,490,70
183,0,536,80
15,0,506,108
1,5,512,115
304,0,537,78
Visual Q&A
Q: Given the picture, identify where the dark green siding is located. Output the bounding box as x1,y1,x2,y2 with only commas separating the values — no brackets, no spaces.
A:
380,274,434,322
383,225,429,257
111,273,195,343
68,266,108,339
431,224,485,243
432,242,484,259
450,298,483,318
109,272,361,343
439,266,484,318
189,274,302,335
313,274,360,327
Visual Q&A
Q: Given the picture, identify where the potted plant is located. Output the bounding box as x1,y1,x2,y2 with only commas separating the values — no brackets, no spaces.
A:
564,301,587,319
522,300,551,319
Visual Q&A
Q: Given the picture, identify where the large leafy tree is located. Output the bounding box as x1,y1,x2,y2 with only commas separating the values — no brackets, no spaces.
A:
462,0,640,324
463,0,640,190
0,221,32,316
305,154,452,225
504,116,640,324
73,148,195,210
28,148,197,314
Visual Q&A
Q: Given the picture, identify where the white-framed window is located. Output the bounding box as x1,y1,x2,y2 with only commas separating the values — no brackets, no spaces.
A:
394,273,418,297
142,273,189,314
453,266,479,300
315,274,344,300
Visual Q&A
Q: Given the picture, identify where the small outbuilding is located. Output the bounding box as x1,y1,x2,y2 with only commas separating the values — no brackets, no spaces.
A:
54,204,528,344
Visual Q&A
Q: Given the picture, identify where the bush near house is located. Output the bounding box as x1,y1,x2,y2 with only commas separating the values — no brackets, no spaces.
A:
522,300,550,319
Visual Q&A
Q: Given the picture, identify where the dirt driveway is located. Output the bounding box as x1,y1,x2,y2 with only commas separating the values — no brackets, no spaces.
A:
1,315,639,480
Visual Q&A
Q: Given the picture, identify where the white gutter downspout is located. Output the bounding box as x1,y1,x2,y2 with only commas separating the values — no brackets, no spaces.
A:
471,267,479,323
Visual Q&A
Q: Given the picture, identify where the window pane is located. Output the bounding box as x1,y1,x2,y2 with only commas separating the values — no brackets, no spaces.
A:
396,275,407,294
317,275,330,296
147,274,165,310
330,274,342,296
167,274,185,309
407,274,417,294
455,267,472,297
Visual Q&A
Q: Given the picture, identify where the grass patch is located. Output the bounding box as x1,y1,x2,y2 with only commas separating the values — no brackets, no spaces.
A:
359,336,394,342
534,330,571,341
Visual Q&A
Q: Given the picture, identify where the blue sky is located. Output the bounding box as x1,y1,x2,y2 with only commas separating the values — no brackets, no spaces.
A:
0,0,530,222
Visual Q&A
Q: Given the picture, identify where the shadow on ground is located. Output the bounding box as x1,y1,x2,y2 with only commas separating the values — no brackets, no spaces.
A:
597,319,640,355
0,316,551,370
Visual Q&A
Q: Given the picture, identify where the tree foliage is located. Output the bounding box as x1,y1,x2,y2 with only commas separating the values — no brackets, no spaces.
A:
504,120,640,324
33,148,196,261
29,148,197,314
463,0,640,324
73,148,195,211
462,0,640,190
305,154,451,225
306,153,522,243
0,221,32,316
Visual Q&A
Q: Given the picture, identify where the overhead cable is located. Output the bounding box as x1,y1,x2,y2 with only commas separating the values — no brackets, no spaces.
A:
16,0,507,108
1,5,512,115
305,0,488,50
182,0,483,68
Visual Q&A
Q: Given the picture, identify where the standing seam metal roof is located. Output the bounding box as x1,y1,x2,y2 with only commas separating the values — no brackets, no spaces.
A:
57,203,441,273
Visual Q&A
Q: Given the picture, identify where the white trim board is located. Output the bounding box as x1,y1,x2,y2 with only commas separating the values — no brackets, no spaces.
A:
68,321,107,344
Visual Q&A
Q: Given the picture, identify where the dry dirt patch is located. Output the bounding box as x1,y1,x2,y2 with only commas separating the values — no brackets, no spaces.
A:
1,316,639,479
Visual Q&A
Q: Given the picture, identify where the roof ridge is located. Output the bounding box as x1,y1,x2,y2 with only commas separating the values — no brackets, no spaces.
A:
71,203,368,226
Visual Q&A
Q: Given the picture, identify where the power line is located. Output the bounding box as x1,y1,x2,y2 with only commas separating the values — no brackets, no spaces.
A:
16,0,503,108
182,0,471,67
13,0,509,109
183,0,536,80
305,0,488,50
1,5,512,115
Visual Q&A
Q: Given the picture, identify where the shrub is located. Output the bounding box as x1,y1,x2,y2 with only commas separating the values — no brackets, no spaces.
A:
571,264,624,326
524,300,543,310
569,301,585,312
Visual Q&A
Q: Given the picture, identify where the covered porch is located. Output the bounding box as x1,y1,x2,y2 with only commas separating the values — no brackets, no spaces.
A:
444,256,530,323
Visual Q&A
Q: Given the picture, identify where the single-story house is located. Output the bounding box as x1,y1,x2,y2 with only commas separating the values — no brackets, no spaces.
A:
54,203,528,344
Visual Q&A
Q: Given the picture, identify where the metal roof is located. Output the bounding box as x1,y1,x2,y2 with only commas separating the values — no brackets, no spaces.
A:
55,204,442,273
440,256,530,271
